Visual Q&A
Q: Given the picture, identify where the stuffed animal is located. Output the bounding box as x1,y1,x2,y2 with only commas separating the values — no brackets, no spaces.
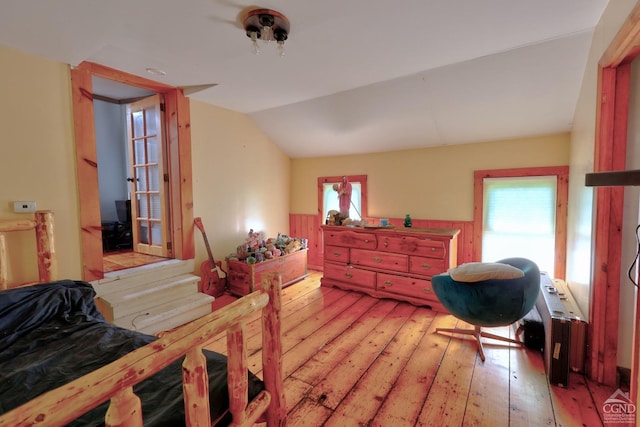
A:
246,229,263,251
285,239,302,254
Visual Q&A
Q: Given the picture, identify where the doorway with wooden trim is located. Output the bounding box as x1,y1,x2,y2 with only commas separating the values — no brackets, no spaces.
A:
95,92,172,271
71,62,195,281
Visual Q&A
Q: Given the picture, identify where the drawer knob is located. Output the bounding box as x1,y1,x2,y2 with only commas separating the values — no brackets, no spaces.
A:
423,288,432,294
373,256,382,263
364,239,370,243
431,247,435,251
383,241,389,247
384,280,393,286
421,263,432,270
345,272,353,279
332,252,342,257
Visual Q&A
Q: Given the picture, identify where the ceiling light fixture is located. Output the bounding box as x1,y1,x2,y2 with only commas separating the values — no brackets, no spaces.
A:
243,8,290,57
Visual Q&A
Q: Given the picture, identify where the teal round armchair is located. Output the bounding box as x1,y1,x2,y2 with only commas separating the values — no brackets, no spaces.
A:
431,257,540,361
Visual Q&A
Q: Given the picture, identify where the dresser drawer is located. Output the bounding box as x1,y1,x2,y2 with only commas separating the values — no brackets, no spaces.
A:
325,245,349,263
351,249,408,272
321,225,458,310
324,262,376,290
378,234,446,258
409,256,446,277
324,229,377,249
377,273,436,301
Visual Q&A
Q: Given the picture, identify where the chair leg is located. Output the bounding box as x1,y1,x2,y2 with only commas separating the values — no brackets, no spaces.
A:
474,329,486,362
435,325,522,362
479,330,523,345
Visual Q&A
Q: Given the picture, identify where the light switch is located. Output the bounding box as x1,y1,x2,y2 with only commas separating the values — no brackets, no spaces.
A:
13,201,36,213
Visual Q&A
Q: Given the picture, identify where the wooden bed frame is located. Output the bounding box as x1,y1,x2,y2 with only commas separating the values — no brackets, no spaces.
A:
0,211,286,426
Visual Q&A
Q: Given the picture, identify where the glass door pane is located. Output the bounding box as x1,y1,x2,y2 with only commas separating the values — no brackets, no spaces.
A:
126,94,169,257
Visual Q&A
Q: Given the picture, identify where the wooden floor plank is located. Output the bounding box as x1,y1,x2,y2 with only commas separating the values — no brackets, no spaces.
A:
509,326,556,426
247,290,365,373
218,284,345,359
463,325,513,427
285,395,334,427
280,293,380,379
207,284,336,353
291,297,399,386
204,273,611,427
282,376,314,416
325,307,435,426
102,250,167,272
585,377,625,426
307,303,417,410
415,319,478,426
372,313,457,426
549,372,604,427
206,272,325,346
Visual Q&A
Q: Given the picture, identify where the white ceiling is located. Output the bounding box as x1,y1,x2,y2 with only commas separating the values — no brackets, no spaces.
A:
0,0,609,158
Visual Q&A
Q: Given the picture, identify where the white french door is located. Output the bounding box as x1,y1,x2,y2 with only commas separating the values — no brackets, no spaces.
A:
126,94,170,257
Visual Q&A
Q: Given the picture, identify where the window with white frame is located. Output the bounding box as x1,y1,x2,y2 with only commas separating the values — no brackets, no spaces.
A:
482,175,557,276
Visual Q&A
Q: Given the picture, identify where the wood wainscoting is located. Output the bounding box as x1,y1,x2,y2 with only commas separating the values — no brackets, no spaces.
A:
289,214,324,270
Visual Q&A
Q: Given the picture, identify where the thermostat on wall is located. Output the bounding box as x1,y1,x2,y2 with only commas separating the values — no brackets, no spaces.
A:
13,201,36,213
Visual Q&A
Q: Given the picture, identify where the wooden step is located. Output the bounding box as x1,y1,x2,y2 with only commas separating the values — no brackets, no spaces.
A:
91,259,195,298
95,274,200,321
113,292,215,335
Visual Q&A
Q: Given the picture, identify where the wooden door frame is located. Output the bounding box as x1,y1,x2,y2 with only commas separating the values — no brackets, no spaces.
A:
71,62,194,281
589,3,640,388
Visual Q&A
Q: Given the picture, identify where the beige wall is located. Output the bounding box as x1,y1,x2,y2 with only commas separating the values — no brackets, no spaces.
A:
291,133,570,221
190,100,291,269
567,0,638,369
0,44,292,286
0,44,81,284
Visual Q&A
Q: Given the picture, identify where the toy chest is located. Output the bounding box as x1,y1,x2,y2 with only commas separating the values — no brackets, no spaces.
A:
227,249,308,296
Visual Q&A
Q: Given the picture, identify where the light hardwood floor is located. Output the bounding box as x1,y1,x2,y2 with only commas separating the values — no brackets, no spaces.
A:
103,250,168,273
206,271,616,426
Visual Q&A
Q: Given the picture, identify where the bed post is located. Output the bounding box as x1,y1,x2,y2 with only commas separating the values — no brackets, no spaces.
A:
183,347,211,425
34,210,58,283
261,272,286,426
105,387,143,427
227,322,249,425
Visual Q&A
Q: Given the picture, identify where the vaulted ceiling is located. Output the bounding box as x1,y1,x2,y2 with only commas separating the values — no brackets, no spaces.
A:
0,1,609,158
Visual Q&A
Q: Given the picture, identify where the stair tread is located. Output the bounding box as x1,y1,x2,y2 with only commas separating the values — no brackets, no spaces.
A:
91,259,195,297
138,304,213,336
113,292,214,331
98,274,200,305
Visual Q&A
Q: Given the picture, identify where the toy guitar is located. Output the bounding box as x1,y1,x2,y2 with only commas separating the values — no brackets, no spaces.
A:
193,217,227,297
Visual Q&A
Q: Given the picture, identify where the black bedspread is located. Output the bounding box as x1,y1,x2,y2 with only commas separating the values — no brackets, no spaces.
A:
0,280,264,426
